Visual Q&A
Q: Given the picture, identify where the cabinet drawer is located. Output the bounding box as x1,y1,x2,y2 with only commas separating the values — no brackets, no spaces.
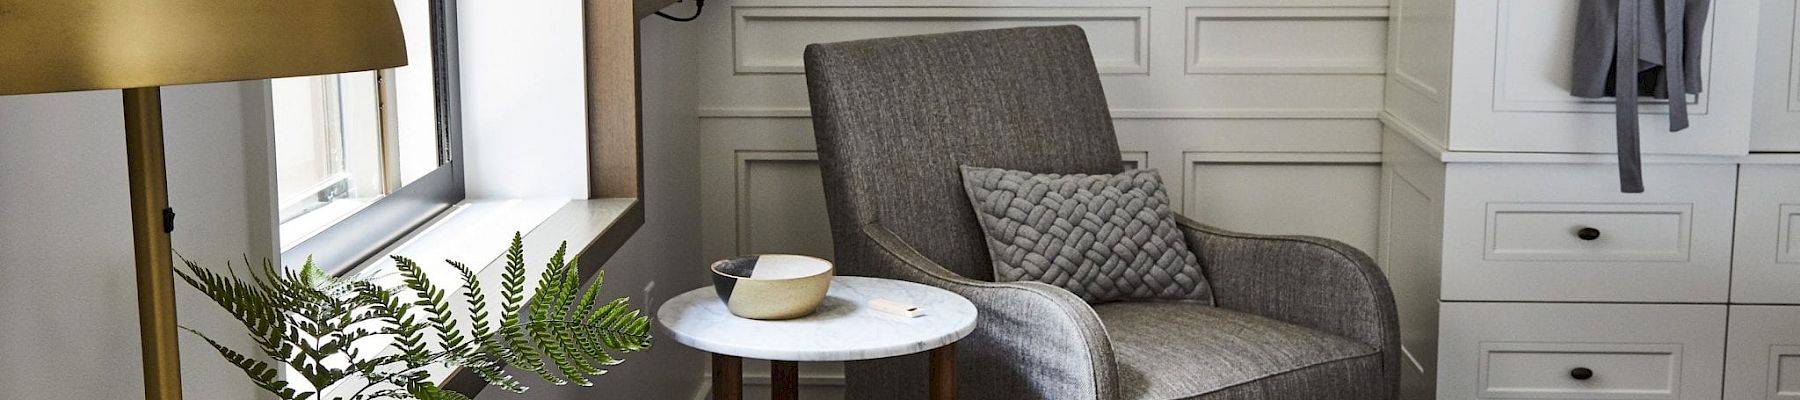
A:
1725,306,1800,400
1480,342,1682,399
1731,165,1800,304
1442,163,1736,302
1486,203,1690,262
1440,303,1726,400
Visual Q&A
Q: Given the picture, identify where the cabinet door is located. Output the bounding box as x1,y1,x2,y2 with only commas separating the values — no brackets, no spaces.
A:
1732,165,1800,304
1725,306,1800,399
1753,0,1800,151
1446,1,1759,155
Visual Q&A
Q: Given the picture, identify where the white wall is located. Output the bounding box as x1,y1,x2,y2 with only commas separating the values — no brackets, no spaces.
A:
475,14,710,400
0,83,276,399
458,0,592,200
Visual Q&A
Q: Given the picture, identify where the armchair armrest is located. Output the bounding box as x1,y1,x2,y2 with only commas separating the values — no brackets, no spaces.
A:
861,222,1119,400
1174,215,1400,389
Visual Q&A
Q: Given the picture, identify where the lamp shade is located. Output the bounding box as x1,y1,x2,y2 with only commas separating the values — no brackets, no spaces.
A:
0,0,407,95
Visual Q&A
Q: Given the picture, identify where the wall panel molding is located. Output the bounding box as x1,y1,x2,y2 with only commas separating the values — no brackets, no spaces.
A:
1187,7,1389,75
733,6,1151,75
1122,151,1150,170
697,107,1380,120
1182,151,1383,253
732,151,833,257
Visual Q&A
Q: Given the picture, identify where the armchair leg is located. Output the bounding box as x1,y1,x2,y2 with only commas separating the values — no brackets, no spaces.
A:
930,344,956,400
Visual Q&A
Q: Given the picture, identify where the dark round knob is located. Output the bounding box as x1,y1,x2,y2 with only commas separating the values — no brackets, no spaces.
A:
1570,367,1594,380
1576,227,1601,241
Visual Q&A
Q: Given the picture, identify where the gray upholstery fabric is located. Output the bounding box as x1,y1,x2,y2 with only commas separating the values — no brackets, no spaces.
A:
1093,302,1381,400
960,166,1209,303
807,25,1125,400
1176,215,1400,400
805,25,1399,400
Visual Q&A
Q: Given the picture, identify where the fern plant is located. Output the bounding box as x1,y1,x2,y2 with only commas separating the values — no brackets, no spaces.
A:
176,233,653,400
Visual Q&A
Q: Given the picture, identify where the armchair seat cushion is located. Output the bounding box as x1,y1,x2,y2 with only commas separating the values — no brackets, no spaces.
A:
1095,302,1383,400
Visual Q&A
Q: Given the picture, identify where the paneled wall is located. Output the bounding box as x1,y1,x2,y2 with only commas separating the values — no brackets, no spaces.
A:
694,0,1389,396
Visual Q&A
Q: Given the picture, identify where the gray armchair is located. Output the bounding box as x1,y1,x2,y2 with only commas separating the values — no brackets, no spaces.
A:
803,26,1399,400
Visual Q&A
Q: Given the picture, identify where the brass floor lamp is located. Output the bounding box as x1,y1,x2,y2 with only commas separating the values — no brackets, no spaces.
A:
0,2,407,399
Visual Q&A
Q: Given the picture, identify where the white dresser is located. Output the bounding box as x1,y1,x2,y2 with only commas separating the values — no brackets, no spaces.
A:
1379,1,1800,399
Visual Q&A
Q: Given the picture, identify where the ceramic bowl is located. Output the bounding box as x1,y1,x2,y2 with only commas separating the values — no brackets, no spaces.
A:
710,254,834,320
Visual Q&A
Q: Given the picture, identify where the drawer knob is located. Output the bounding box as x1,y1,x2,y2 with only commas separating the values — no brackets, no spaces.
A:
1576,227,1601,241
1570,367,1594,380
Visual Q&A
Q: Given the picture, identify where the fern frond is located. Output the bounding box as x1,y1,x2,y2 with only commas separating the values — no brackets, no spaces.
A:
394,255,468,356
179,326,306,400
495,233,546,376
552,257,602,379
449,260,526,393
526,242,579,385
567,272,622,369
405,382,473,400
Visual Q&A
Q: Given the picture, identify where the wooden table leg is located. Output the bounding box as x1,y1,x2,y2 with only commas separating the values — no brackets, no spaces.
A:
712,353,742,400
929,344,956,400
772,360,799,400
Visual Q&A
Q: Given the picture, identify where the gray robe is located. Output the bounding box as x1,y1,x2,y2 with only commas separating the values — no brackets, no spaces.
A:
1571,0,1710,193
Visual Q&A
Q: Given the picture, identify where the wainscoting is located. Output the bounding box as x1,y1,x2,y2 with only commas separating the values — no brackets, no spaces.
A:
694,0,1390,396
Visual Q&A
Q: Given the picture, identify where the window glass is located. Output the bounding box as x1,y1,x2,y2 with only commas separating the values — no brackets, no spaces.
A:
274,0,448,251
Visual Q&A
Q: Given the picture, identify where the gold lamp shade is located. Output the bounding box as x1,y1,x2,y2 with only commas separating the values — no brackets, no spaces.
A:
0,0,407,95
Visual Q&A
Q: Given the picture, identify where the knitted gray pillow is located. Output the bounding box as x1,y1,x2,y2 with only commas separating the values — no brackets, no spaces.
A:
959,166,1211,304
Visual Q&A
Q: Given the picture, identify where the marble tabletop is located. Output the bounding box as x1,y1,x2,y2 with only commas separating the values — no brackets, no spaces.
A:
658,276,978,362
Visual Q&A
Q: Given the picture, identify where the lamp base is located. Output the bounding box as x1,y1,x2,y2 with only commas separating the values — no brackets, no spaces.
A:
124,86,183,400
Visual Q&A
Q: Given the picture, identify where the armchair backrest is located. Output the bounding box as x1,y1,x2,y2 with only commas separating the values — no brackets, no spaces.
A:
804,26,1124,281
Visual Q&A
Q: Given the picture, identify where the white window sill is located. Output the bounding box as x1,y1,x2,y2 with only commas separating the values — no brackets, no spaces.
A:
317,197,643,398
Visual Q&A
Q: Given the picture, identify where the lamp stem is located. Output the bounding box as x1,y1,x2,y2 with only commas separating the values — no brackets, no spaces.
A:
123,87,183,400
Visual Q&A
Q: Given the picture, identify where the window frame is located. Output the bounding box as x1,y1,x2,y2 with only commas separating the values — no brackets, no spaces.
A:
281,0,466,274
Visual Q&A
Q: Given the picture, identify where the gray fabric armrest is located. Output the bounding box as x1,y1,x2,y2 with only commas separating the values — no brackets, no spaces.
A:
862,222,1119,400
1173,215,1400,394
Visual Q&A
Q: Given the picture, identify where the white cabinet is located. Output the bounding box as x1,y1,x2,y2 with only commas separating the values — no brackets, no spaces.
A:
1387,0,1761,156
1725,306,1800,400
1380,1,1800,399
1439,303,1726,400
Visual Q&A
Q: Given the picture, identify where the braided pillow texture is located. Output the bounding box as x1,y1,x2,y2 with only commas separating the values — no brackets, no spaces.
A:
959,166,1211,304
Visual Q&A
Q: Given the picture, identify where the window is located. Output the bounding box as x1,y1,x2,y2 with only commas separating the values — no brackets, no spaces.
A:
276,0,463,273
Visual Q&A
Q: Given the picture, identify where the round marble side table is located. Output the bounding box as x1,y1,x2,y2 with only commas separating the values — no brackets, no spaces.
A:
660,276,977,400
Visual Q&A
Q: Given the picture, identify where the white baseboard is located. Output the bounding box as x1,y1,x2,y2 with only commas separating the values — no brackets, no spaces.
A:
692,381,712,400
693,372,847,400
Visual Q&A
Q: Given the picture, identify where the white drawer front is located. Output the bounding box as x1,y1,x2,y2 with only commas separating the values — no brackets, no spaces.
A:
1481,342,1681,399
1443,163,1736,302
1726,306,1800,400
1440,303,1726,400
1732,165,1800,304
1486,203,1691,262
